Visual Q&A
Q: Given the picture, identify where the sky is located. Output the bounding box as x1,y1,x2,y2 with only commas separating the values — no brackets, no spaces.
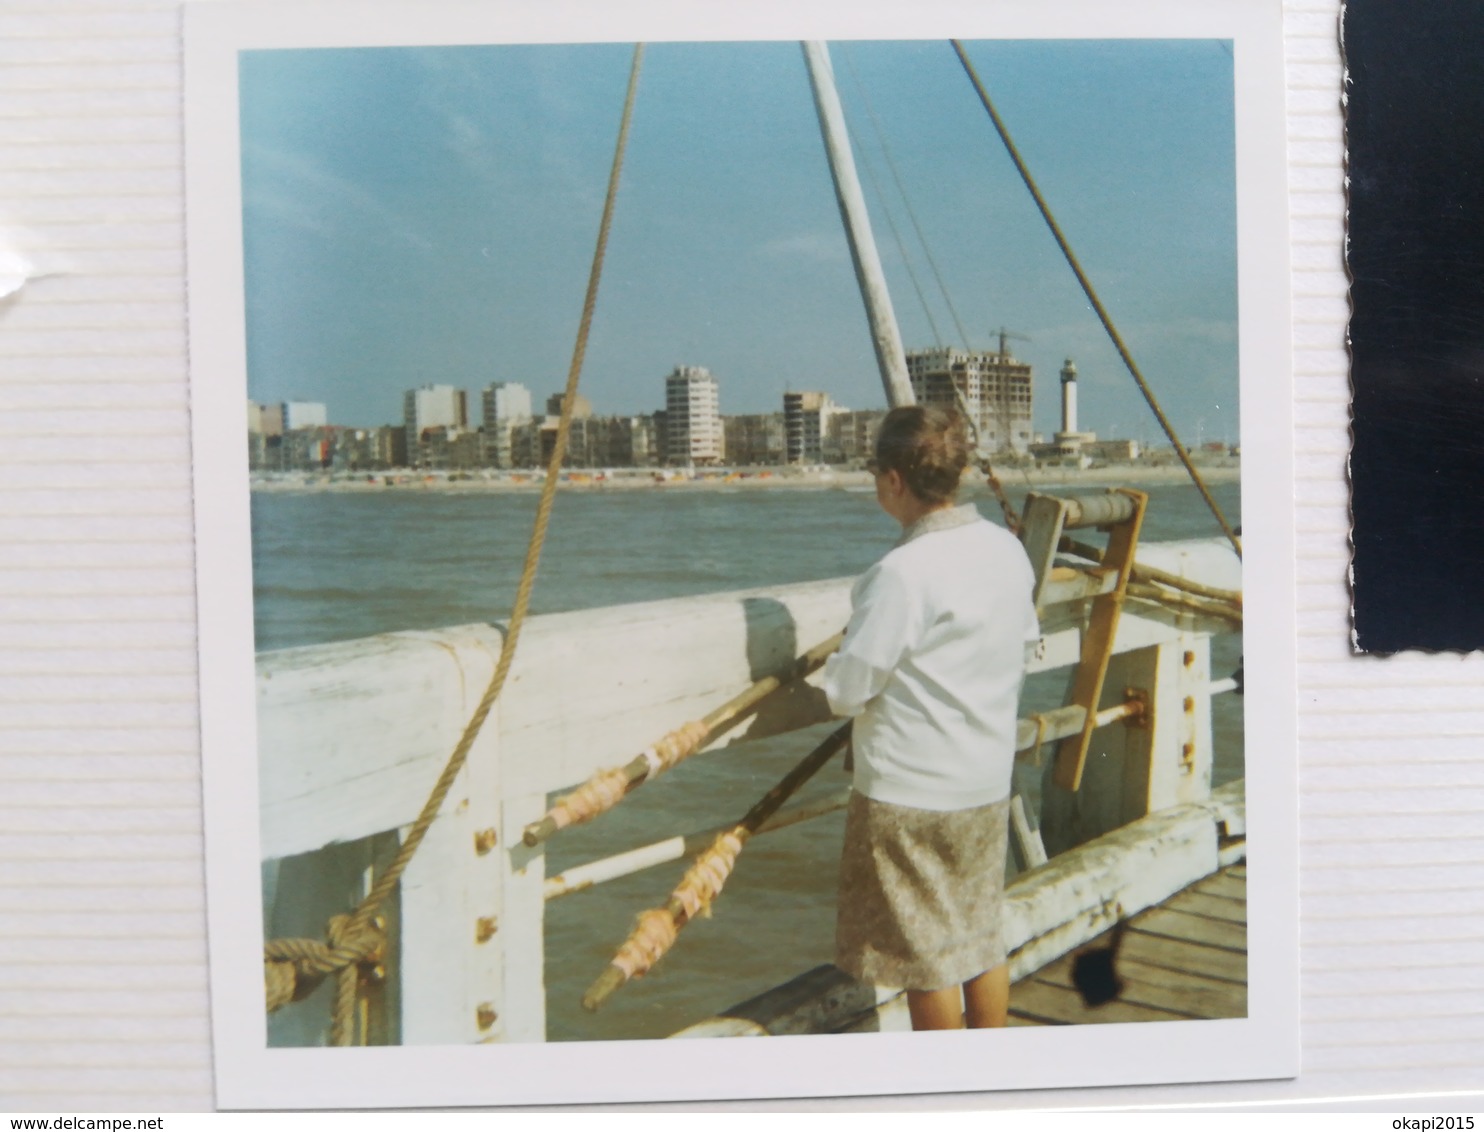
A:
240,38,1238,444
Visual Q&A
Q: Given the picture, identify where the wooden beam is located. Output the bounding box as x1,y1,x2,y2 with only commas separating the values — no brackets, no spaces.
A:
259,550,1239,859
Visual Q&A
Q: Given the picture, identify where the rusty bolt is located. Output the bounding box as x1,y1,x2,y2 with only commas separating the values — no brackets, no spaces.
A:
474,828,498,855
1183,650,1196,667
1183,696,1195,713
476,1003,498,1030
476,916,498,943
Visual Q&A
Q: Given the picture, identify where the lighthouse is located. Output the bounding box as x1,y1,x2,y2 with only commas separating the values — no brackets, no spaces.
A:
1044,356,1097,466
1059,358,1079,435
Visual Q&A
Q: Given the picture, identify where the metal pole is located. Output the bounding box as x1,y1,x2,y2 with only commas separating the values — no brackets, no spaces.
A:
802,41,916,409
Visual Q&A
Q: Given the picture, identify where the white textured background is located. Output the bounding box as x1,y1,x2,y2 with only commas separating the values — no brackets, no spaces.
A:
2,0,1479,1113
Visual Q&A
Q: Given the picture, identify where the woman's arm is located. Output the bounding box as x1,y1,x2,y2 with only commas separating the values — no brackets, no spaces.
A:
821,561,923,718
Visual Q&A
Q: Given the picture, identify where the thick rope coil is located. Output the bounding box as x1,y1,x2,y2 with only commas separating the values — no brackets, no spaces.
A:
603,829,744,981
261,916,385,1022
671,830,744,920
546,766,631,833
610,908,680,979
264,960,298,1013
649,719,711,774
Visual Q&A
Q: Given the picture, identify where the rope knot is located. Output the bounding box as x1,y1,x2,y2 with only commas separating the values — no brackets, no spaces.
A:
262,915,386,1014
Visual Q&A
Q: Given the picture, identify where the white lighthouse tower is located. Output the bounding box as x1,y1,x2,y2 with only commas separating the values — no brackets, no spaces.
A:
1051,357,1097,464
1059,358,1079,434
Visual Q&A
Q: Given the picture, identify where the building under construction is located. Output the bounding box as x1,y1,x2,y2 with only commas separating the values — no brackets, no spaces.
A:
906,344,1033,455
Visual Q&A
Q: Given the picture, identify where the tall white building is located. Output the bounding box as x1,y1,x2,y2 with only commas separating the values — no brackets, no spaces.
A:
404,384,468,466
282,400,328,430
664,365,722,466
481,381,533,468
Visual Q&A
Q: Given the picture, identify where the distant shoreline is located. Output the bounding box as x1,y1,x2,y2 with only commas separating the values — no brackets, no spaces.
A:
249,461,1241,494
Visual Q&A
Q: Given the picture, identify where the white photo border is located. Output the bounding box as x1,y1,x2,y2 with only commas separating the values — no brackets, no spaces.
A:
186,0,1298,1109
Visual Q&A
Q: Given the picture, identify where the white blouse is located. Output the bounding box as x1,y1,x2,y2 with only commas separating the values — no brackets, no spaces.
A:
821,504,1040,812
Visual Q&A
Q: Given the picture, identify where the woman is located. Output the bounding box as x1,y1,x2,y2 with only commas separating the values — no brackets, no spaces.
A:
822,404,1040,1030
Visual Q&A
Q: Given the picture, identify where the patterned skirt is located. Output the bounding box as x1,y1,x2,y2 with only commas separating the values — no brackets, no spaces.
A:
835,791,1011,992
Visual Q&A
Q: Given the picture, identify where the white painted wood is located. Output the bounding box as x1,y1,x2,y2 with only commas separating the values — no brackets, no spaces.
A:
669,1017,769,1038
464,689,509,1045
259,549,1239,859
1009,794,1049,870
801,41,915,409
498,791,548,1044
1002,793,1223,978
394,635,507,1044
396,806,473,1044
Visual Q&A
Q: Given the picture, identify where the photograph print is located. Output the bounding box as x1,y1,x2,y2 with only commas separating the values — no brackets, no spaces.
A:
186,0,1296,1109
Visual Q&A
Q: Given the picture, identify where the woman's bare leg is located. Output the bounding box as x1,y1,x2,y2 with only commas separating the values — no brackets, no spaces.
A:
906,987,966,1030
963,964,1010,1028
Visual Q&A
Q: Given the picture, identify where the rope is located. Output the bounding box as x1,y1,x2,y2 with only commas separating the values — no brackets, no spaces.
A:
950,41,1242,560
523,631,843,847
1027,711,1050,766
583,723,850,1010
261,43,646,1040
840,46,1020,531
842,45,974,350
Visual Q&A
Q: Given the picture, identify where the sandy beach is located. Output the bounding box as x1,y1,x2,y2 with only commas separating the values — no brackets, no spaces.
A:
250,461,1241,494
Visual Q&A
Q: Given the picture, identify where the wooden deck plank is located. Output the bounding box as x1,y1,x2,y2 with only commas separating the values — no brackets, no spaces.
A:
1168,891,1247,924
1010,862,1248,1026
1010,978,1193,1026
1121,928,1249,984
1034,955,1246,1019
1133,906,1248,953
1191,873,1246,901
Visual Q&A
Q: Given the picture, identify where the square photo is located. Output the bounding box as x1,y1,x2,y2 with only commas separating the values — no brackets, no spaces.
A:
185,0,1297,1108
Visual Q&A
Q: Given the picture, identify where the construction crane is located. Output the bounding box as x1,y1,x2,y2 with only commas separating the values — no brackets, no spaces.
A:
987,326,1031,457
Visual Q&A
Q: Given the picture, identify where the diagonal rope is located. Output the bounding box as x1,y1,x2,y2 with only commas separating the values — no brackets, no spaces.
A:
842,46,974,350
951,40,1242,559
842,45,1021,531
848,118,945,349
262,42,647,1038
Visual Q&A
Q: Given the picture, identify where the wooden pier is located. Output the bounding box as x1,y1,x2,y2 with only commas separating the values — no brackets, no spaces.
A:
673,859,1247,1037
1008,862,1247,1027
258,534,1243,1046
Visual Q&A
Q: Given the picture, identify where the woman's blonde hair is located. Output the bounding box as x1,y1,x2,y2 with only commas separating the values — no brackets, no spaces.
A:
873,404,970,505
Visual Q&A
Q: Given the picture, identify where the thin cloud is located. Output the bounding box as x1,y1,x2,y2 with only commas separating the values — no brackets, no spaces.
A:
243,143,435,253
755,230,849,264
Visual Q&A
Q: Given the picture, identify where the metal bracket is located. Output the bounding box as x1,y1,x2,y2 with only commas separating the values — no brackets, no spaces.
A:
1121,686,1151,730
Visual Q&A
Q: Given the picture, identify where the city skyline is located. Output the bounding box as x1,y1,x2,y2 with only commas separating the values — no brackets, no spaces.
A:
241,38,1238,442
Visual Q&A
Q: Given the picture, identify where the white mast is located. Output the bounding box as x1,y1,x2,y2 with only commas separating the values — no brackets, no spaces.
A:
801,41,916,410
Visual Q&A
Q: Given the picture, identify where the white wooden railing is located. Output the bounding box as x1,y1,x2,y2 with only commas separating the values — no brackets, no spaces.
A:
258,538,1240,1045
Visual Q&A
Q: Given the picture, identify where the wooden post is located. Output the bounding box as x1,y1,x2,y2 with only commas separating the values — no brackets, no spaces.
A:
1039,633,1216,855
397,794,477,1043
499,791,549,1042
1019,493,1071,609
1051,490,1148,792
395,631,547,1044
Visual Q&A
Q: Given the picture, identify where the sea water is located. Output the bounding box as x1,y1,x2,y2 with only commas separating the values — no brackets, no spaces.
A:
252,480,1243,1042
